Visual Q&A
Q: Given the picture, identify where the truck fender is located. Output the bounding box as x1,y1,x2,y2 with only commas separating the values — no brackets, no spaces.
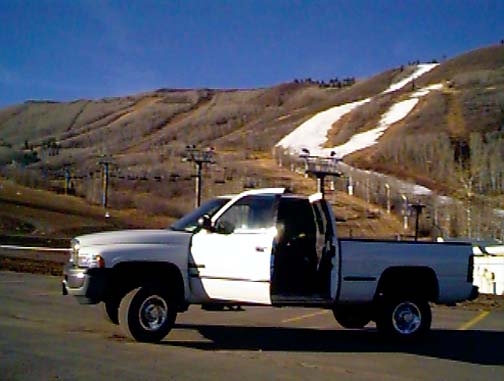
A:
374,266,439,302
107,261,186,311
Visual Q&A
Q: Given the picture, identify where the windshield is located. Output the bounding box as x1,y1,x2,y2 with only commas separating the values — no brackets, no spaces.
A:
169,197,231,232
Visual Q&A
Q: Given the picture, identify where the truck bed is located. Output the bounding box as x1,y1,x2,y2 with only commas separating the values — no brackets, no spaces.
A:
337,238,474,304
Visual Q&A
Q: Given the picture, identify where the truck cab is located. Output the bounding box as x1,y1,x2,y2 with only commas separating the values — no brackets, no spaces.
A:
189,188,338,306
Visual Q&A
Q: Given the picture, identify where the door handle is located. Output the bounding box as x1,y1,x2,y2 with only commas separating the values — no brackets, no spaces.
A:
188,262,205,269
255,246,267,252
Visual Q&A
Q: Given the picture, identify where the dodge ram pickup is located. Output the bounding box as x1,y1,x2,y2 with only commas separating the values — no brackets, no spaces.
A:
63,187,478,343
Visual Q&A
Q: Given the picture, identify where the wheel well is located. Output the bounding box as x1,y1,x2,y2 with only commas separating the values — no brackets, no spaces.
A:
107,262,185,305
375,267,439,302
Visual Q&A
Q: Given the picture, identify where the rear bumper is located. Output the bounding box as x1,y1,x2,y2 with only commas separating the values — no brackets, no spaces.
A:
62,264,108,304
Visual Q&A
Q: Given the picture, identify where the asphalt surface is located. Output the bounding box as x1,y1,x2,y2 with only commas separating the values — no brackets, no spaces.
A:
1,271,503,381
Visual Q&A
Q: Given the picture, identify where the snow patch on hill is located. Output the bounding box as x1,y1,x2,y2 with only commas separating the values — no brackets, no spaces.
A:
383,63,439,94
276,64,440,158
276,98,370,155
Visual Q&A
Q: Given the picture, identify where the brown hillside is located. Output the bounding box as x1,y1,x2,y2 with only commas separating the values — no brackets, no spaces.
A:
1,44,503,240
343,45,504,199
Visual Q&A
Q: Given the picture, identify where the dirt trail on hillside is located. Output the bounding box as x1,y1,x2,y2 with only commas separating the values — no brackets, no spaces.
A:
445,90,466,136
120,93,214,154
112,96,162,125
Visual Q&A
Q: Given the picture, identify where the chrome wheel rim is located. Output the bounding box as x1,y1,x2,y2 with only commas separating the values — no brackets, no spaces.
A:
392,301,422,335
139,295,168,331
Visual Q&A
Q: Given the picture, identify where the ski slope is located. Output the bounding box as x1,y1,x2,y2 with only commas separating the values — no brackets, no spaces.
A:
325,82,443,158
275,98,370,155
383,63,439,94
276,63,439,158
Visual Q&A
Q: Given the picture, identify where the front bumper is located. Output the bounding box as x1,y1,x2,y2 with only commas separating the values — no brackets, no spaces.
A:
62,264,108,304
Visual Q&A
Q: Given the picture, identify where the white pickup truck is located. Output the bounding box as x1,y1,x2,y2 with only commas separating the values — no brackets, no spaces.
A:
63,188,478,343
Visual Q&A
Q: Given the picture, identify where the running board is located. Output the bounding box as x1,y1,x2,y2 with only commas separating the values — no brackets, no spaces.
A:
271,294,332,307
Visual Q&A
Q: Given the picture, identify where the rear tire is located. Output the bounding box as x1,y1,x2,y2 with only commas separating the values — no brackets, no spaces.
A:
376,297,431,339
118,285,177,343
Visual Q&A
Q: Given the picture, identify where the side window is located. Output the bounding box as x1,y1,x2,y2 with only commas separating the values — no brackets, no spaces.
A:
216,195,277,231
313,200,333,237
312,201,326,235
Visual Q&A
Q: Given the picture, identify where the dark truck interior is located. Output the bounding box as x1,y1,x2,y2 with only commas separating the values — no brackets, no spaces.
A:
271,197,334,300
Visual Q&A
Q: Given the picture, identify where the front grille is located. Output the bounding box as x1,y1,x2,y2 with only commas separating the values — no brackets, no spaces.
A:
67,274,85,288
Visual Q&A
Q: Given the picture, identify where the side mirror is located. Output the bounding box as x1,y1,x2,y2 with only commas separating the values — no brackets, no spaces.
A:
215,220,235,235
197,214,213,231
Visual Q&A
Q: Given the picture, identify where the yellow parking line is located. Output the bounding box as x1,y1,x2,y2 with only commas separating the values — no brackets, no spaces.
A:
458,310,490,331
281,310,330,323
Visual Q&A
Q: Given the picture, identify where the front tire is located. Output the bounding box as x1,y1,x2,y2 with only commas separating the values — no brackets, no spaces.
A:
101,298,120,325
376,297,431,339
118,285,177,343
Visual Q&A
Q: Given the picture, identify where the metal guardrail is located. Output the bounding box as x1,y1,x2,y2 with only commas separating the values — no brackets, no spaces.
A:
0,234,69,248
0,244,70,252
0,244,70,267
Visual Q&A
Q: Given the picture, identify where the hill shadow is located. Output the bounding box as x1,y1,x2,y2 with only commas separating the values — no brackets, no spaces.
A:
166,324,503,366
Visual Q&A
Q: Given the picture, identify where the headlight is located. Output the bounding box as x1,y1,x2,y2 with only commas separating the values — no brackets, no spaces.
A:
70,239,80,264
70,239,105,268
77,253,105,268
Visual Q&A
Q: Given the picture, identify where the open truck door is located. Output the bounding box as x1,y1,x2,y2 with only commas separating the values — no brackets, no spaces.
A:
189,189,284,305
270,192,338,302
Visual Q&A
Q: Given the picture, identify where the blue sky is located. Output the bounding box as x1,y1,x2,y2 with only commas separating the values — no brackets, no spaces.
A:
0,0,502,108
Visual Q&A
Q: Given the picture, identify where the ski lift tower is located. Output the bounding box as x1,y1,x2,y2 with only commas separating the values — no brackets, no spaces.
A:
98,154,115,211
183,145,216,208
300,149,342,197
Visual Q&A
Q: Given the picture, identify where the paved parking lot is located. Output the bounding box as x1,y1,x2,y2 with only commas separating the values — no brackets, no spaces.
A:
1,271,503,380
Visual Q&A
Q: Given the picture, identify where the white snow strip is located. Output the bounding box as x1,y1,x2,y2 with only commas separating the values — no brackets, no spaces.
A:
276,98,370,155
411,184,433,196
411,83,443,97
276,64,441,158
322,97,419,158
382,63,439,94
322,82,443,158
328,83,444,158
